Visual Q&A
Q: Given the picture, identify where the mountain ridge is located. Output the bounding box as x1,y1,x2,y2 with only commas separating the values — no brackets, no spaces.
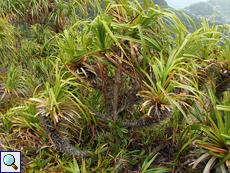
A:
182,0,230,24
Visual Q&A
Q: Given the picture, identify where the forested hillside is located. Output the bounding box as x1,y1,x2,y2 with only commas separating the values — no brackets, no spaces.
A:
209,0,230,18
183,0,230,24
152,0,168,7
1,0,230,172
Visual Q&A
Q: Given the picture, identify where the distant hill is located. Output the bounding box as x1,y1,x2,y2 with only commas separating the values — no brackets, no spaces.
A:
152,0,168,7
152,0,204,32
183,0,230,24
209,0,230,17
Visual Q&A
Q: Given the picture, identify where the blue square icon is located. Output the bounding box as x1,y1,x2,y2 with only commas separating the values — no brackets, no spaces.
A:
0,151,21,173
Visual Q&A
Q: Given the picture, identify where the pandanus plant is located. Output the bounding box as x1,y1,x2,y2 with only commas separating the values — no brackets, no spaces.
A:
189,56,230,171
190,90,230,172
0,66,30,106
58,0,196,128
30,64,91,157
122,47,201,128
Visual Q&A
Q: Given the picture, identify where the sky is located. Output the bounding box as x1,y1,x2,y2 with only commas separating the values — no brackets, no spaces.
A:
165,0,208,9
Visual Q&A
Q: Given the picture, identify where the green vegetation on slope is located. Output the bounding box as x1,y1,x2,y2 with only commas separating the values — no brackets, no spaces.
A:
1,0,230,172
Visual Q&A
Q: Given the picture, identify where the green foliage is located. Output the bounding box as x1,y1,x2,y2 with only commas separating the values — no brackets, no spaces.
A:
0,16,17,64
63,158,86,173
190,91,230,169
1,0,230,172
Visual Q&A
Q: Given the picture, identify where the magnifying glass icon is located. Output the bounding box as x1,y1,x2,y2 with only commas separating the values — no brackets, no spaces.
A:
3,154,18,170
